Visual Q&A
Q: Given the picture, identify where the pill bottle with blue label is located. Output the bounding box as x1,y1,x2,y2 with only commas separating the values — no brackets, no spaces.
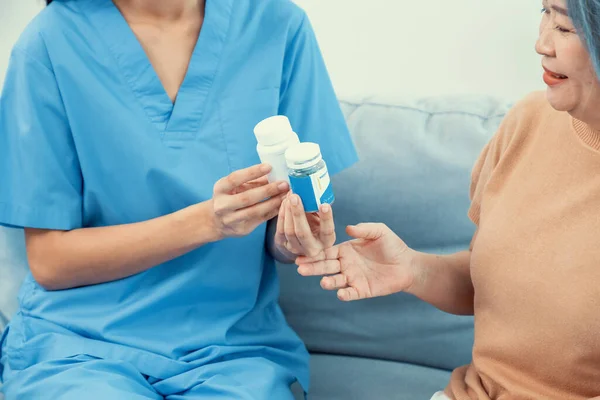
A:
285,142,334,213
254,116,300,184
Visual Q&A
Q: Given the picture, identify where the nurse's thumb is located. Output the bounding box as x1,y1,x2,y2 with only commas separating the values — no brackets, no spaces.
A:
346,223,386,241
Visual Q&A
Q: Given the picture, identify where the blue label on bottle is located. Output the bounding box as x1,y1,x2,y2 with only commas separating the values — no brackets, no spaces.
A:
289,166,334,213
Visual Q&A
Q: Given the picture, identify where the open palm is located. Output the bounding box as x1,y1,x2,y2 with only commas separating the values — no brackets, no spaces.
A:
296,223,417,301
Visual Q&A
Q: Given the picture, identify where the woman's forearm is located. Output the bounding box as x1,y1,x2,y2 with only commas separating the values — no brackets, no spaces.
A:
25,201,220,291
407,250,474,315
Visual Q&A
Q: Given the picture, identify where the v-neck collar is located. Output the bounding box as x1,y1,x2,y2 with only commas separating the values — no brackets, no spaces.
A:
84,0,233,142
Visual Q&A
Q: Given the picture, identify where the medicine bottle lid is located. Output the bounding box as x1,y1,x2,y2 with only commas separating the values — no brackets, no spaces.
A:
285,142,322,170
254,115,294,146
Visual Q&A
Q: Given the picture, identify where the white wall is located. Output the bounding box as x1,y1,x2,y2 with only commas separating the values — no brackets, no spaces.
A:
295,0,545,101
0,0,44,87
0,0,545,101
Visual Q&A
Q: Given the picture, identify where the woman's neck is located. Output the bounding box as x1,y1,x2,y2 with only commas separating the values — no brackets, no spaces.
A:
570,109,600,133
112,0,205,22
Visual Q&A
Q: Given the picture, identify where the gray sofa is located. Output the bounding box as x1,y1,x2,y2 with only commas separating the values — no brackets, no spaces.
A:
0,95,512,399
277,95,511,399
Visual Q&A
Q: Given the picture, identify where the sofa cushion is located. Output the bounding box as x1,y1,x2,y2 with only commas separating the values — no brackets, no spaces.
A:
309,353,451,400
279,95,511,371
333,95,509,250
0,227,28,332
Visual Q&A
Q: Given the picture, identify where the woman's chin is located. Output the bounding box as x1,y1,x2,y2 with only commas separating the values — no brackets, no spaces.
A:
545,88,575,112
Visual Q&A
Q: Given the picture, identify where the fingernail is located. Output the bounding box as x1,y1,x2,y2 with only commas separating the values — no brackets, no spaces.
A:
321,204,330,213
290,195,299,206
260,164,271,173
278,182,289,190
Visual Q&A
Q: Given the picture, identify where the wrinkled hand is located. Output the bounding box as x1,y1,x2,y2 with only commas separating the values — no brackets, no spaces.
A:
274,194,336,259
210,164,289,239
295,223,417,301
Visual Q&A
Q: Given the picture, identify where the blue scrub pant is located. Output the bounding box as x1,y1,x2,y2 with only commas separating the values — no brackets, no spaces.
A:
2,355,305,400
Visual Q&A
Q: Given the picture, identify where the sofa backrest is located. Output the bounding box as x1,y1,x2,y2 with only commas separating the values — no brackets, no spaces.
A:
0,227,28,332
278,95,511,371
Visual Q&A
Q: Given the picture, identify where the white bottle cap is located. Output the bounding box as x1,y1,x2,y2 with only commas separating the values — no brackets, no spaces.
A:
285,142,323,170
254,115,294,146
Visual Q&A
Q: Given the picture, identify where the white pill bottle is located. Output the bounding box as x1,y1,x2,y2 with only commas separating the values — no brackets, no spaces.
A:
253,116,300,184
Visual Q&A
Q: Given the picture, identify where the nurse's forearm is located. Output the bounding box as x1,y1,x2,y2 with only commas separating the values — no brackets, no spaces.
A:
24,202,219,291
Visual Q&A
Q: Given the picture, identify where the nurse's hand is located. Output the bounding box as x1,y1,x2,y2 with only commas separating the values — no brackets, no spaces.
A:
210,164,289,239
274,193,336,259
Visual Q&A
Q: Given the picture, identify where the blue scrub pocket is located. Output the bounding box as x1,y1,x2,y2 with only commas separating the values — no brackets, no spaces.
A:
218,88,280,173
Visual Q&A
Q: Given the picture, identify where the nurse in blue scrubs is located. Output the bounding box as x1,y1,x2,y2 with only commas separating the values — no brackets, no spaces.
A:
0,0,357,399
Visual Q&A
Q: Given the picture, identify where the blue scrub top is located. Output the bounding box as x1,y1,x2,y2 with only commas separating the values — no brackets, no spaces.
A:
0,0,357,393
